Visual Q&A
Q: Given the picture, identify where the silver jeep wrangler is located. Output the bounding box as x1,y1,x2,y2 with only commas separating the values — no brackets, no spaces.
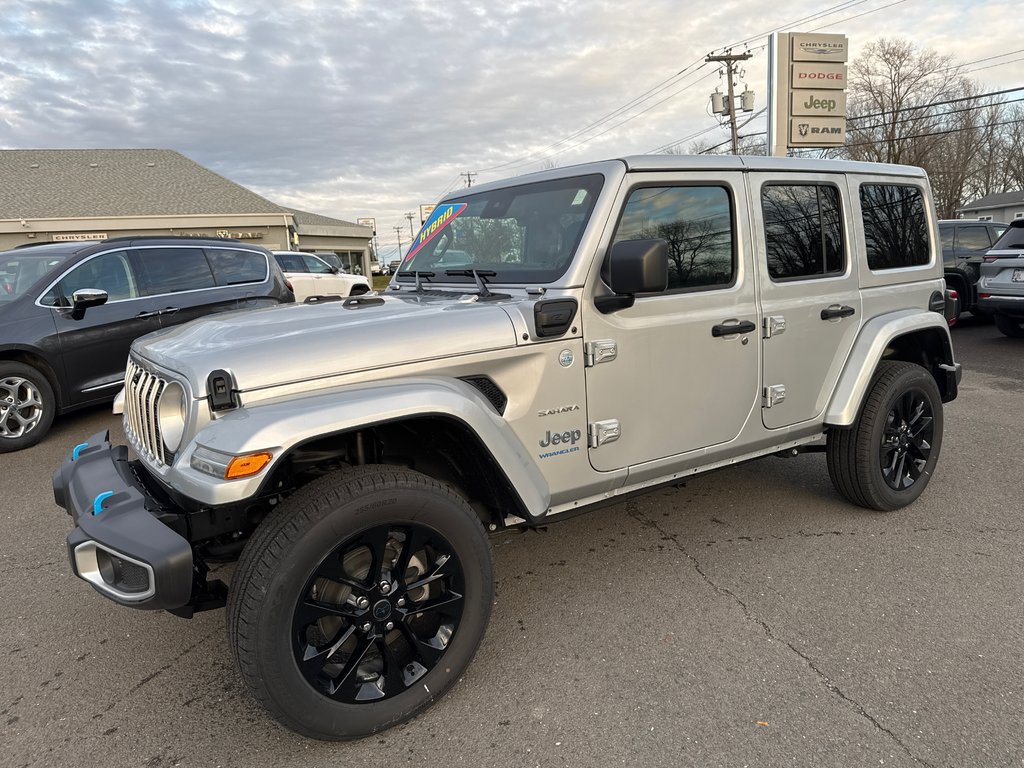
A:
55,155,960,740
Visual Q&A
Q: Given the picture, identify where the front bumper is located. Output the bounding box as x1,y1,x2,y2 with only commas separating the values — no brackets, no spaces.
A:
53,430,193,610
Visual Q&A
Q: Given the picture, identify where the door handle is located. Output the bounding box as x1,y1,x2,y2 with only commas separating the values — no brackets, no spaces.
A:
136,310,161,318
820,305,855,320
159,307,180,316
711,320,757,337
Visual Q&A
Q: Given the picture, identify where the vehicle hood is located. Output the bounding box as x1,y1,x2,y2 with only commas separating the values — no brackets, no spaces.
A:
132,292,519,395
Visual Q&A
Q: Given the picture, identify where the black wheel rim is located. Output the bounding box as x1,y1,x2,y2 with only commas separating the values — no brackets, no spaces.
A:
879,388,934,491
292,523,465,704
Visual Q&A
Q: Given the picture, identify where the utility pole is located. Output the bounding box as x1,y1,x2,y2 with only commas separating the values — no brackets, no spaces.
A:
706,50,754,155
405,212,415,239
394,227,404,261
460,171,477,188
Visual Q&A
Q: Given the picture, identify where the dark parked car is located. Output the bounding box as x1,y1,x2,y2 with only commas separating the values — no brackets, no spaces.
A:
977,219,1024,337
0,237,292,452
938,219,1008,320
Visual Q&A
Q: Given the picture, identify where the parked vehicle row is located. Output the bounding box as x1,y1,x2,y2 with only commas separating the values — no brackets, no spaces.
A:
271,251,371,302
939,219,1008,321
978,219,1024,337
0,238,294,452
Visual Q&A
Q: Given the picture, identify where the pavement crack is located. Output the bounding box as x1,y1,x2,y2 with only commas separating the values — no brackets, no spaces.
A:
629,509,936,768
102,631,218,713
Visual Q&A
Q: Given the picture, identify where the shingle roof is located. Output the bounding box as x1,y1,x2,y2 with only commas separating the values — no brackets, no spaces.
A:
958,190,1024,212
280,206,359,228
0,149,286,219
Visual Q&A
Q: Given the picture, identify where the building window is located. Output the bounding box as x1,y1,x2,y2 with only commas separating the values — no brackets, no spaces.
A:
1014,212,1023,220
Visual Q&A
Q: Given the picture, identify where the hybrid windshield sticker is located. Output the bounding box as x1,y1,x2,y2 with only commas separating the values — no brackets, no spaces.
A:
405,203,468,262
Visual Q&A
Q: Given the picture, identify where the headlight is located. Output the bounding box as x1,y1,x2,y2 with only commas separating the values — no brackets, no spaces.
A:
158,381,186,453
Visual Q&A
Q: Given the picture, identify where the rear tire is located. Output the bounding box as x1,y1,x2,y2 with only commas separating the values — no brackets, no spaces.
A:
0,362,56,453
227,465,493,740
994,314,1024,338
827,361,943,511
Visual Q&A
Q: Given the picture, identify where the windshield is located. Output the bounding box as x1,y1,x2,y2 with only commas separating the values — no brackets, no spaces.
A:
991,221,1024,250
0,249,72,303
397,174,604,284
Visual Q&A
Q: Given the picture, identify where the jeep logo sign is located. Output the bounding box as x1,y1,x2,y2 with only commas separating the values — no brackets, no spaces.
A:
791,89,847,116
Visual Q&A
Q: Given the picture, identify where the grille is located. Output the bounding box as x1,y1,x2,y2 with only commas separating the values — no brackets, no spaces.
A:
123,358,169,466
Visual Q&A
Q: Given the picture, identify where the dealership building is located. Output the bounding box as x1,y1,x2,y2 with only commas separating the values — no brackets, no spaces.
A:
0,149,373,275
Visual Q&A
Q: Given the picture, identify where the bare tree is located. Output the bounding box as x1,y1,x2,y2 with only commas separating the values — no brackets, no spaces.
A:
843,38,1011,217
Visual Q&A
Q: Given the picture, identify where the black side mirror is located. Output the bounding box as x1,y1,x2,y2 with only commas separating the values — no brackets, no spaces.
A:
70,288,108,320
595,239,668,313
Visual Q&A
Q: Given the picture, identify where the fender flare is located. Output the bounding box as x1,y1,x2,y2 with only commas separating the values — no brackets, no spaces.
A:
167,376,551,517
825,310,955,426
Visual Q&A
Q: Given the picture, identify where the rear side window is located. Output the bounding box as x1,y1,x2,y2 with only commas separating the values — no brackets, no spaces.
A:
612,185,735,291
761,184,845,280
205,248,268,285
859,184,930,270
955,226,992,252
134,248,217,294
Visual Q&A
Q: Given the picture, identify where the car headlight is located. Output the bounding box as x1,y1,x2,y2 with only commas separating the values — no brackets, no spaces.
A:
158,381,186,453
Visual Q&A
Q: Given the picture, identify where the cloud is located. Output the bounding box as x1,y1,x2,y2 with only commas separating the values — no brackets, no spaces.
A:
0,0,1018,257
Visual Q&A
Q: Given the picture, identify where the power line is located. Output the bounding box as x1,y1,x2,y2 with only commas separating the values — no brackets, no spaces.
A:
843,117,1022,149
847,85,1024,122
807,0,911,31
848,96,1024,133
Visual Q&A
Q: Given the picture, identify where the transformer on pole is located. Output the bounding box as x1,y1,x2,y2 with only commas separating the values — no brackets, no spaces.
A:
706,50,754,154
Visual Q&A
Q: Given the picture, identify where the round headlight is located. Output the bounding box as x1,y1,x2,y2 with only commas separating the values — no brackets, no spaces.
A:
158,382,187,453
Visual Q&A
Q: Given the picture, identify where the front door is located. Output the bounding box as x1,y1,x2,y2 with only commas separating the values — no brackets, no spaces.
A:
582,174,760,473
46,249,165,406
748,174,862,430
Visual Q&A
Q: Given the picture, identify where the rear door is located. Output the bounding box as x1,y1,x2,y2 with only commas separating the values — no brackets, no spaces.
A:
748,173,861,430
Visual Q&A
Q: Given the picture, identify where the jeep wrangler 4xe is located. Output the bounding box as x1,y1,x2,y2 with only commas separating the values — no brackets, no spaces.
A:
55,156,960,740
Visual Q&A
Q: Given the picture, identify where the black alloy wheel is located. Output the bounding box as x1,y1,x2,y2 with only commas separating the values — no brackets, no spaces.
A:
879,389,934,491
293,522,466,704
227,465,493,740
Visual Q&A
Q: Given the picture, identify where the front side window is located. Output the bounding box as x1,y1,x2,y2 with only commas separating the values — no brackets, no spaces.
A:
206,248,268,286
134,248,216,294
612,185,735,291
51,250,140,304
302,254,334,274
275,253,307,273
399,174,604,284
859,184,929,270
762,184,845,280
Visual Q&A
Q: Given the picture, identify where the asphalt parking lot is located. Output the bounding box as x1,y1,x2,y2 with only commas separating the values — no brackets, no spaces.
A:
2,316,1021,768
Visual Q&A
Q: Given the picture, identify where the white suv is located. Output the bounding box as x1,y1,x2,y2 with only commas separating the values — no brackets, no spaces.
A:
271,251,371,301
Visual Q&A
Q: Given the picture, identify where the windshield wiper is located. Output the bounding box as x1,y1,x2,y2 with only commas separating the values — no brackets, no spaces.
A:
444,269,510,301
393,270,436,292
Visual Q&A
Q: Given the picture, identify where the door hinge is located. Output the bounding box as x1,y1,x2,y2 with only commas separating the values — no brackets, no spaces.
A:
584,340,617,367
763,384,786,408
588,419,621,447
764,315,786,339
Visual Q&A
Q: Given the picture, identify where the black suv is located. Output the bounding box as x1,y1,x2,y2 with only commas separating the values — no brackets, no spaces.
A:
938,219,1008,320
0,237,293,452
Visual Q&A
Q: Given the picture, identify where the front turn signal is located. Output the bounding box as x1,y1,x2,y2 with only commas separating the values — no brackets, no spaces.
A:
225,452,273,479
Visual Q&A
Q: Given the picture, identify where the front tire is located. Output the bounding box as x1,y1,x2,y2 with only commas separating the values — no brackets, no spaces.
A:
0,362,56,453
227,466,494,740
827,361,943,511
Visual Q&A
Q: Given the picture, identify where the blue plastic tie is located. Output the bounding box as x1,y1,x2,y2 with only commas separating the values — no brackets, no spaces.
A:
72,442,89,460
92,491,115,516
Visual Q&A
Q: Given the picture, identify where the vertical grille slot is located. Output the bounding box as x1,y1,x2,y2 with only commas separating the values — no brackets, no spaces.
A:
123,359,170,467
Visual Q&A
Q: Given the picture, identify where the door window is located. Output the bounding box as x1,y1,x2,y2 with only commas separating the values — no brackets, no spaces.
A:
761,184,845,280
955,226,992,252
46,250,140,305
612,185,735,291
301,254,334,274
275,253,307,273
134,248,217,294
205,248,268,285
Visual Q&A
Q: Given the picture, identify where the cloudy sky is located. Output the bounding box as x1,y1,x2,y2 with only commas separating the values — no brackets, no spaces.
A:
1,0,1019,260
